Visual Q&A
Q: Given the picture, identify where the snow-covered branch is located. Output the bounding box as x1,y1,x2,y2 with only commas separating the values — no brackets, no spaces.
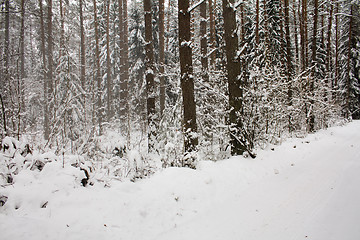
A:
188,0,205,13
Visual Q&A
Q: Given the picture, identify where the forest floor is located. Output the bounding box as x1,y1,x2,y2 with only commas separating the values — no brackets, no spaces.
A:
1,121,360,240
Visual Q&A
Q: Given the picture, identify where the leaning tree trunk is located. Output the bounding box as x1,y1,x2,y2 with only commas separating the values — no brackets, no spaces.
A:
178,0,198,166
222,0,246,156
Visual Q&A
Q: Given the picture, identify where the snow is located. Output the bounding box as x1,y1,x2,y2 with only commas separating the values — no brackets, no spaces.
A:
1,121,360,240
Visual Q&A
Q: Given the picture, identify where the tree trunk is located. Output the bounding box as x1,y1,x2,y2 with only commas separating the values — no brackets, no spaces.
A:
79,0,86,95
222,0,245,156
19,0,26,131
255,0,260,44
39,0,49,140
346,5,353,118
59,0,65,58
93,0,103,135
165,0,172,53
209,0,216,65
293,0,299,71
106,0,112,122
20,0,26,82
325,2,333,102
309,0,318,132
284,0,293,132
47,0,54,138
334,2,339,101
301,0,308,71
200,0,209,81
159,0,165,116
178,0,198,164
144,0,156,151
122,0,129,129
4,0,9,79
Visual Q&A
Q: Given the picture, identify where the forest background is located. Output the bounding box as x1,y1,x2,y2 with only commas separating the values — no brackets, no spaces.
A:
0,0,359,178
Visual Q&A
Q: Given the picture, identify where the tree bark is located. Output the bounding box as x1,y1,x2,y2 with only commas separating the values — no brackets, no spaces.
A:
293,0,299,71
121,0,130,128
159,0,165,116
300,0,308,71
19,0,26,125
59,0,65,58
47,0,54,138
209,0,216,65
178,0,198,163
144,0,156,151
334,2,339,101
284,0,293,132
345,5,353,118
255,0,260,44
325,2,333,102
106,0,112,122
200,0,209,81
79,0,86,94
39,0,49,140
20,0,26,82
93,0,103,135
309,0,318,132
222,0,245,156
4,0,9,78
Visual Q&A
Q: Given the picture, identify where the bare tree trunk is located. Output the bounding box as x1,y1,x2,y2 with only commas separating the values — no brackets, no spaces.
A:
118,0,125,122
301,0,308,71
284,0,293,132
325,2,333,102
293,0,299,71
144,0,156,151
345,5,353,118
209,0,216,65
255,0,260,44
0,95,7,136
59,0,65,59
39,0,49,140
2,0,10,135
334,2,339,101
20,0,26,82
106,0,112,122
18,0,26,136
122,0,130,132
79,0,86,94
47,0,54,138
309,0,318,132
222,0,245,156
165,0,172,53
93,0,103,135
200,0,208,81
178,0,198,164
4,0,9,79
159,0,165,116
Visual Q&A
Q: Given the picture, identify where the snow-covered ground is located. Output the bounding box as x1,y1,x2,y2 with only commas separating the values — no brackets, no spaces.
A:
1,121,360,240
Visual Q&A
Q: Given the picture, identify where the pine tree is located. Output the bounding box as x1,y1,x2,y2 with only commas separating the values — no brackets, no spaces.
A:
178,0,198,166
144,0,157,151
222,0,246,156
